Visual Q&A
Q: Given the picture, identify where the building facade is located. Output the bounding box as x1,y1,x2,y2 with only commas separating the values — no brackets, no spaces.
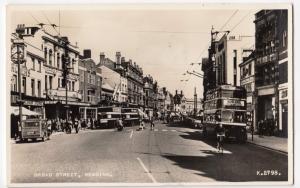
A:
214,34,254,87
42,34,83,120
254,9,288,137
143,75,155,117
11,30,83,121
98,52,128,105
239,50,256,130
78,49,102,120
121,59,144,107
11,31,46,117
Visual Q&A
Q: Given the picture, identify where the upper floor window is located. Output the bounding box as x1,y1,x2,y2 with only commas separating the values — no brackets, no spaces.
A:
283,30,287,48
57,53,60,69
31,57,35,70
37,60,41,72
49,49,53,66
44,48,48,64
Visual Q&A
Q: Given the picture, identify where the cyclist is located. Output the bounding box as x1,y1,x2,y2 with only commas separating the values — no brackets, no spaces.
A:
216,124,225,153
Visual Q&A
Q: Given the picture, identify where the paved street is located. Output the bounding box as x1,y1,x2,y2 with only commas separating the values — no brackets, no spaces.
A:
11,121,288,183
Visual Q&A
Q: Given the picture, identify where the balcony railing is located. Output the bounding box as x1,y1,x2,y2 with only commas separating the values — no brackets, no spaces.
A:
46,88,82,101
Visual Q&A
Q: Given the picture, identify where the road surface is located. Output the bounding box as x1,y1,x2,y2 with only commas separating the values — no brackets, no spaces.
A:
11,121,288,183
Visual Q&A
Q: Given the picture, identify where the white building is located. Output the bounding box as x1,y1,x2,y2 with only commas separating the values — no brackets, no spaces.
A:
215,34,254,86
10,28,84,120
100,65,128,103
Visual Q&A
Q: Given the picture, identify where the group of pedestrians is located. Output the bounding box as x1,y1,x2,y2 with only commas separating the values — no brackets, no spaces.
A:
45,117,99,135
258,118,275,136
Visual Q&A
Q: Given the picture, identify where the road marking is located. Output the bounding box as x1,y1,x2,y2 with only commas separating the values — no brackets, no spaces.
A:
162,129,167,132
171,130,176,132
136,157,157,183
130,130,133,139
154,129,158,131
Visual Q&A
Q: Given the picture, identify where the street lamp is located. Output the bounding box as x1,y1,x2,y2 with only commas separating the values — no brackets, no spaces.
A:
12,24,40,139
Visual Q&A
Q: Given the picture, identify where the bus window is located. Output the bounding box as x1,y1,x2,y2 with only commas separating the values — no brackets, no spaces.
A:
222,111,234,123
234,111,245,123
221,90,245,98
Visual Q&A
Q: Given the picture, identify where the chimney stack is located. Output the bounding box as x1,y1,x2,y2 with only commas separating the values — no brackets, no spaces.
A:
116,52,121,65
121,57,125,63
83,49,91,59
100,52,105,65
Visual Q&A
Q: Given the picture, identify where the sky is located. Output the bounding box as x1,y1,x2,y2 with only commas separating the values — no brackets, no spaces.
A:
8,5,257,98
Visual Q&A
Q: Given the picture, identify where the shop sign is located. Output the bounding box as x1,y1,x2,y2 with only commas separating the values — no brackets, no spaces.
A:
280,90,288,100
112,107,121,113
223,99,245,107
24,100,43,106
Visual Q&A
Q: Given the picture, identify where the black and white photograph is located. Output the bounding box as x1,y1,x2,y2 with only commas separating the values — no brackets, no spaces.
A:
5,3,293,186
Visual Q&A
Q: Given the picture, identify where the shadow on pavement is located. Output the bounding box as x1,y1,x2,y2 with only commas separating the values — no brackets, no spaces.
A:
162,151,288,182
162,130,289,182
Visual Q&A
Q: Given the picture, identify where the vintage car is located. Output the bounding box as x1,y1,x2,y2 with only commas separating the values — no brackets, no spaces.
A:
20,118,48,142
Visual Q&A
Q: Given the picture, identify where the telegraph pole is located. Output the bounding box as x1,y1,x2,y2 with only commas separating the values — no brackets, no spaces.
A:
194,87,197,117
17,42,23,132
62,37,71,121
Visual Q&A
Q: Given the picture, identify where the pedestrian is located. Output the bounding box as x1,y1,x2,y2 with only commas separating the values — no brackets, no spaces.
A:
47,119,52,138
117,118,124,131
57,119,61,132
87,118,91,129
139,117,144,130
74,117,79,134
216,124,225,154
150,117,155,130
78,118,82,130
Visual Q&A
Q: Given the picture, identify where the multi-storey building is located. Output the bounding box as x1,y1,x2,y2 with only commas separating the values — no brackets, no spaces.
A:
201,57,213,100
78,49,102,120
181,98,203,116
11,31,45,117
98,52,128,105
41,34,83,120
143,75,156,117
214,34,254,86
156,87,166,114
11,30,83,120
239,50,256,130
121,59,144,107
254,9,288,136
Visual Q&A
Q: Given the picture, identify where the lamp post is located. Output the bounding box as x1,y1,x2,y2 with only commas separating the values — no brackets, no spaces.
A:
12,24,39,139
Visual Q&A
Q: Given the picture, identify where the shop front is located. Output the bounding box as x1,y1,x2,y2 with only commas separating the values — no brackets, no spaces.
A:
279,86,288,137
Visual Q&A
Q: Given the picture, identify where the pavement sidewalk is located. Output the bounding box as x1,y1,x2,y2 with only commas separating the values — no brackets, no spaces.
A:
247,133,288,154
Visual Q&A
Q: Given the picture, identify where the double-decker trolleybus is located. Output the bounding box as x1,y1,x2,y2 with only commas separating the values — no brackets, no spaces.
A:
121,108,140,126
203,85,247,142
97,106,122,128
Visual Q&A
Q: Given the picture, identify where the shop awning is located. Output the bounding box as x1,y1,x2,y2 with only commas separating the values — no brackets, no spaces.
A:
11,106,42,116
